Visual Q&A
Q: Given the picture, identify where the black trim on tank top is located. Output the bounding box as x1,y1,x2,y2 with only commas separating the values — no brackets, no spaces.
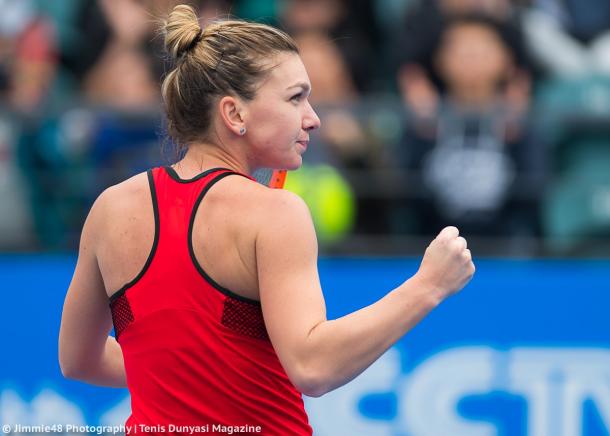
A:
188,171,261,306
165,166,232,183
109,169,160,303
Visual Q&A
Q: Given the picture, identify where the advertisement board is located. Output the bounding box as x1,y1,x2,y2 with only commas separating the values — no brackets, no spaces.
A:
1,257,609,436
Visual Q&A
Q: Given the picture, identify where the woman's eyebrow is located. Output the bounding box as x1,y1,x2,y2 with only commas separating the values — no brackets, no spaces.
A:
287,82,311,93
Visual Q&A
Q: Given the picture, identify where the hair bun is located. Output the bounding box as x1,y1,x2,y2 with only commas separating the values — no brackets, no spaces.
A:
164,4,202,60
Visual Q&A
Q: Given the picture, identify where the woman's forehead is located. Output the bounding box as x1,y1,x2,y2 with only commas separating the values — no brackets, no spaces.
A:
265,53,310,89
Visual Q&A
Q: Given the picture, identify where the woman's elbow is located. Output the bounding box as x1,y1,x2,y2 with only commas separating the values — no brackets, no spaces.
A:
59,353,83,380
59,359,82,380
290,363,333,398
299,384,328,398
58,346,88,381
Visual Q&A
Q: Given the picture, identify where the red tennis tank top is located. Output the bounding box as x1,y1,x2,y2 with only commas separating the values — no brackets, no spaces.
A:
109,167,312,435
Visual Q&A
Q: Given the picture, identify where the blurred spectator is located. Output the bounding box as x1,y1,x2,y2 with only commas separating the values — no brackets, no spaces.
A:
80,0,161,110
17,0,169,249
0,0,57,249
0,111,34,248
280,0,381,94
523,0,610,77
399,14,546,239
0,0,57,112
395,0,532,118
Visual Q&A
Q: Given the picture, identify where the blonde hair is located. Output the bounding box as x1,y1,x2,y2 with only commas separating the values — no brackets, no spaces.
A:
161,4,299,145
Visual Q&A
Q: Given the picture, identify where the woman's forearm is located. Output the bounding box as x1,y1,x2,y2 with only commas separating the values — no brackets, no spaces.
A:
62,336,127,388
303,276,440,396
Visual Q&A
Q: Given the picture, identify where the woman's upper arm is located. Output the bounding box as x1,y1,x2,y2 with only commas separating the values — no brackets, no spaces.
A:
255,190,327,385
58,190,113,376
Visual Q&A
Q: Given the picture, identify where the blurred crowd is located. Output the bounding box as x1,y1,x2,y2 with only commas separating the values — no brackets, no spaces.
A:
1,0,610,256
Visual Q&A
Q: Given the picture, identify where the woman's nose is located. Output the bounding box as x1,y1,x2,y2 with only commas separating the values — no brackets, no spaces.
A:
303,101,321,131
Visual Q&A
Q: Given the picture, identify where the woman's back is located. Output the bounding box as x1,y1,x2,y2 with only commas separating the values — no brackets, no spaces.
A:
96,165,265,302
97,166,311,433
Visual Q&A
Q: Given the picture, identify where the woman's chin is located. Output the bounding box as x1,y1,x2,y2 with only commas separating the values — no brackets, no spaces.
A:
258,154,302,171
286,156,303,171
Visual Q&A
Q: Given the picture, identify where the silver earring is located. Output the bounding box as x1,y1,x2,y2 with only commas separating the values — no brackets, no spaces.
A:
239,127,246,135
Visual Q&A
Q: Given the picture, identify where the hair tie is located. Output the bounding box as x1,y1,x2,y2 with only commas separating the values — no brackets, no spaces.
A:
181,30,203,58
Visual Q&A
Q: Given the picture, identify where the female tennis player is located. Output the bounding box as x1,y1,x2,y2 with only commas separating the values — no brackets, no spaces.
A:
59,5,475,434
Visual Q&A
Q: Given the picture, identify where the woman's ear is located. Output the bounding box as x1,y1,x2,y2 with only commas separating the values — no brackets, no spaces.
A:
218,96,246,136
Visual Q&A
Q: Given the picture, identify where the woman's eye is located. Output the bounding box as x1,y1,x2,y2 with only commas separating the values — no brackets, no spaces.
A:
291,93,303,102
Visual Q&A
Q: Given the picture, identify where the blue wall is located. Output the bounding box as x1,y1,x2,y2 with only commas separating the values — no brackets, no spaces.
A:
1,256,609,435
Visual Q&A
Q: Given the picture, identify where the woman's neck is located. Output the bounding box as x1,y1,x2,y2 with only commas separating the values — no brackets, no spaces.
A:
173,142,251,177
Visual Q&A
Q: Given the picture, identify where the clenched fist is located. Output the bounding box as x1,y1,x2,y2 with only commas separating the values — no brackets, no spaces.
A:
415,226,475,301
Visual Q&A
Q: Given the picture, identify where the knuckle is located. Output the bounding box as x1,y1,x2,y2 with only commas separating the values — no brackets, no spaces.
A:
440,226,458,239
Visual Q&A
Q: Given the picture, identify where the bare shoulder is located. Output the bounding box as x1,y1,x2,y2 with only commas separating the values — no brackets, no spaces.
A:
259,187,313,227
216,175,314,231
95,172,150,214
84,172,151,242
100,172,150,208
